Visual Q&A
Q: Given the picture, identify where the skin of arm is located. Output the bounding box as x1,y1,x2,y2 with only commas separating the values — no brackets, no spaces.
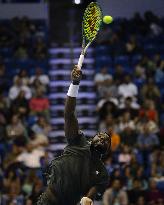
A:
64,65,81,141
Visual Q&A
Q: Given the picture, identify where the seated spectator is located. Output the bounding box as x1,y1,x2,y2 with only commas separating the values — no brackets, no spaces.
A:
6,114,27,142
128,179,146,205
94,66,113,98
118,74,138,106
135,196,146,205
1,180,24,205
31,115,51,137
119,97,139,119
146,179,164,204
29,129,49,149
135,166,148,190
103,179,128,205
118,145,132,165
138,55,156,78
9,77,32,100
33,36,47,60
97,97,118,121
16,143,45,169
22,170,37,196
10,90,29,119
14,45,29,60
14,69,30,86
30,178,44,204
137,122,159,150
123,166,133,190
126,35,140,54
3,144,21,170
139,100,159,123
141,78,160,105
113,64,125,85
29,88,50,118
111,129,121,152
0,63,9,92
30,67,49,87
31,78,46,96
118,112,137,146
155,60,164,84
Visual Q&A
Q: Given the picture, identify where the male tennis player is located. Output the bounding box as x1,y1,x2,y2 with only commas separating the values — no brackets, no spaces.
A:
37,65,111,205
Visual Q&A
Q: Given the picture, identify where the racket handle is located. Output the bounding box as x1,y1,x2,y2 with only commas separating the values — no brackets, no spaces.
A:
78,54,84,69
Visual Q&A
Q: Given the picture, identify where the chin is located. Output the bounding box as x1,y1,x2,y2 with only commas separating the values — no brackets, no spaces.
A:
94,144,107,155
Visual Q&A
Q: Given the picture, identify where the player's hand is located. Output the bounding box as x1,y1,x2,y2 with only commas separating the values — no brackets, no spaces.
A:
71,65,82,84
80,197,93,205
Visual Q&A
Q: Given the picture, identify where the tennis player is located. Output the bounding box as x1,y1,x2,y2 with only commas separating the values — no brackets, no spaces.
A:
37,65,111,205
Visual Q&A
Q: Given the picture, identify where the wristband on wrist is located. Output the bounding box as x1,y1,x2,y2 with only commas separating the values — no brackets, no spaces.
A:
72,80,80,85
67,83,79,97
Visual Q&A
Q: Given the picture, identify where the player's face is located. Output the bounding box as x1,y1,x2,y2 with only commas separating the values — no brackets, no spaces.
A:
92,132,111,154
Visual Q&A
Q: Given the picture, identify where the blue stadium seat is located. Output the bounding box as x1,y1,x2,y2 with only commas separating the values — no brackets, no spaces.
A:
131,55,142,65
114,55,129,66
96,56,112,68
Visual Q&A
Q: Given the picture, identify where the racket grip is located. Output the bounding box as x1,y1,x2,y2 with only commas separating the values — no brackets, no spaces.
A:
78,54,84,69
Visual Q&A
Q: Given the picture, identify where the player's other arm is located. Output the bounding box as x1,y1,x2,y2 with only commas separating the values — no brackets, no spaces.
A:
64,65,82,141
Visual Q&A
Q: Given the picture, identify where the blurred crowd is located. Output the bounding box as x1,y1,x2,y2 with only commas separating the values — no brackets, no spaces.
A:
0,16,50,205
0,12,164,205
0,17,48,61
0,63,51,205
94,11,164,205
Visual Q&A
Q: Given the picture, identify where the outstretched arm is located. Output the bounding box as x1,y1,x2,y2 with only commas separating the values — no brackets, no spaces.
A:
64,66,82,141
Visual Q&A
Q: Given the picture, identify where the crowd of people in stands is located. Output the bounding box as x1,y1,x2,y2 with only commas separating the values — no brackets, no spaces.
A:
0,17,47,61
94,11,164,205
0,16,50,205
0,12,164,205
0,63,51,205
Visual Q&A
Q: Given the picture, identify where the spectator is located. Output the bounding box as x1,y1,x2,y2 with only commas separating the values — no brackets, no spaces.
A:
113,64,125,85
119,97,139,119
137,122,159,150
118,75,138,106
94,67,113,97
97,98,118,121
118,145,132,165
126,35,140,54
8,77,32,100
16,143,45,169
30,67,49,87
10,90,29,119
31,115,51,137
0,63,9,93
141,78,160,104
29,88,50,118
30,178,44,204
14,69,30,86
14,45,29,60
31,78,46,96
29,129,49,149
103,179,128,205
33,37,47,60
128,179,146,205
155,60,164,84
146,179,164,204
6,114,27,142
139,100,159,123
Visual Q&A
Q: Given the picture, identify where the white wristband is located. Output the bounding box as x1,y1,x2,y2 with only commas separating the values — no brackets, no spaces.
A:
67,83,79,97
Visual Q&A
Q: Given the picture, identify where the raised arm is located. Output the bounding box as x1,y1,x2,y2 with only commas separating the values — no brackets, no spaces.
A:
64,65,82,141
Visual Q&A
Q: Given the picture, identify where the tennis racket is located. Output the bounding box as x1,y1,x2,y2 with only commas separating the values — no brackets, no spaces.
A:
78,2,103,70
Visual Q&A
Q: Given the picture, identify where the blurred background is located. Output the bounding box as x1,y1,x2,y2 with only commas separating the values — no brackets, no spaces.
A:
0,0,163,205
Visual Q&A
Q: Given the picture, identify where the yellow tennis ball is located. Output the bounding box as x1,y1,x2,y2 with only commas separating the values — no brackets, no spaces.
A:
103,16,113,24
